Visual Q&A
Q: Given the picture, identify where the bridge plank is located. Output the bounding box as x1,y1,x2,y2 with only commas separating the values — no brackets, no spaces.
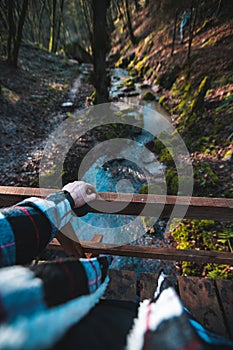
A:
177,276,227,337
104,269,137,302
103,271,233,341
139,273,158,300
215,279,233,339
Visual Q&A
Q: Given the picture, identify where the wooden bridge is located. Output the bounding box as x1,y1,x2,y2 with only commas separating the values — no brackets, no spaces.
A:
0,186,233,339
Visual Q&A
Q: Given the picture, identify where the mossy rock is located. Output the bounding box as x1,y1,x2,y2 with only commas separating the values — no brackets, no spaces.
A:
123,77,135,88
165,168,178,195
145,67,154,79
157,65,181,89
158,95,170,113
116,52,135,68
140,183,165,195
128,67,139,76
134,55,149,77
154,139,165,154
142,91,156,101
190,76,211,113
159,148,175,167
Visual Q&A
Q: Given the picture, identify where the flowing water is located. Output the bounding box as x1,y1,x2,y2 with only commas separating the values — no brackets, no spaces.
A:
64,65,177,276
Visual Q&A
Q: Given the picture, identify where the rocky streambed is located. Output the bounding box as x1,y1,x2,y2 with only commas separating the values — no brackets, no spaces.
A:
1,60,179,276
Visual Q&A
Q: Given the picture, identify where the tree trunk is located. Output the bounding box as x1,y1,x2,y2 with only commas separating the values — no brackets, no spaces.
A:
92,0,110,104
133,0,140,12
12,0,28,67
49,0,57,52
187,0,199,64
125,0,136,45
38,0,46,46
7,0,15,64
7,0,28,67
171,9,178,56
81,0,93,49
54,0,64,52
216,0,222,16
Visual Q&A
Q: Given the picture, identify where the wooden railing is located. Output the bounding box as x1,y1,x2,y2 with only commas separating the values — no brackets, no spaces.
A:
0,186,233,264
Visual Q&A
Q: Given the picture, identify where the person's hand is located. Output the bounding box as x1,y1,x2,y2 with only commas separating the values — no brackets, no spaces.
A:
62,181,97,208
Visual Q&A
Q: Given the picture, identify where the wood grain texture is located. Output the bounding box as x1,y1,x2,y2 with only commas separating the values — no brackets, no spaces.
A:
178,276,227,337
215,279,233,339
48,239,233,264
0,186,232,221
139,273,158,300
104,269,137,302
103,271,233,340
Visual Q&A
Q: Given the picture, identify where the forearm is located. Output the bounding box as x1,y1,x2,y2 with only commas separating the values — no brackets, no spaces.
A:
0,256,111,349
0,191,74,267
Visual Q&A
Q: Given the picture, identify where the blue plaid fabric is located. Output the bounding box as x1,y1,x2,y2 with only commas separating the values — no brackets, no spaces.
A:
0,192,72,267
0,212,16,266
0,259,110,350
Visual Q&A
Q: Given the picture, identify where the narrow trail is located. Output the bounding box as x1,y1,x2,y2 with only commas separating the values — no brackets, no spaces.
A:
0,67,91,187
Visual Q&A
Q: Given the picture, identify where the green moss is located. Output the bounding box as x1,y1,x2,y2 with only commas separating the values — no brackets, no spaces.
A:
159,148,175,167
171,219,232,278
140,183,165,195
153,136,181,195
158,95,170,112
123,77,135,87
145,67,154,79
215,97,233,112
134,55,149,76
142,91,156,101
165,168,178,195
141,216,154,230
201,37,214,47
194,161,219,189
86,90,96,105
190,76,210,113
205,264,230,279
223,189,233,198
154,139,165,154
158,95,166,104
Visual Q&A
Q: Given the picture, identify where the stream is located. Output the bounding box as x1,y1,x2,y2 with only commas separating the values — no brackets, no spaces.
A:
68,64,177,275
42,64,178,276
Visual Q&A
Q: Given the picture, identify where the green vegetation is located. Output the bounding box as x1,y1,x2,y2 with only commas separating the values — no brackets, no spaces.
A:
123,77,135,88
142,91,156,101
158,95,171,113
153,137,177,194
113,0,232,280
171,219,233,279
140,183,165,195
140,184,165,231
194,162,219,189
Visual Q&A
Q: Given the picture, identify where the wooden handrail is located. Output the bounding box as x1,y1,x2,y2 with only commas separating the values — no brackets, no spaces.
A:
0,186,232,221
0,185,232,264
49,238,233,265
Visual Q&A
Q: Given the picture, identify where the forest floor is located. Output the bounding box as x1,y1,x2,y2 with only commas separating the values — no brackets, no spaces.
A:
111,4,233,199
0,44,93,186
0,12,232,197
108,3,233,278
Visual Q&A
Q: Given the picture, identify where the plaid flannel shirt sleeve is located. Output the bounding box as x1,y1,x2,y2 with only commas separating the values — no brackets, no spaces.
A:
0,191,74,267
18,191,74,238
